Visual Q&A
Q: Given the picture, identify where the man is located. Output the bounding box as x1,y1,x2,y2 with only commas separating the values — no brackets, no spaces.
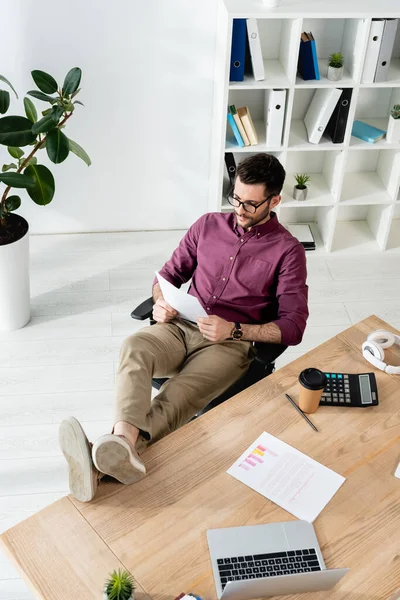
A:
59,153,308,502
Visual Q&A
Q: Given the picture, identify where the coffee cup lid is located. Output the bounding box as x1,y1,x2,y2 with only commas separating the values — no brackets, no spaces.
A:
299,368,327,391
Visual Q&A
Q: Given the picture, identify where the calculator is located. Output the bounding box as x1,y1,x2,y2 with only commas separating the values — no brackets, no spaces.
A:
320,372,378,407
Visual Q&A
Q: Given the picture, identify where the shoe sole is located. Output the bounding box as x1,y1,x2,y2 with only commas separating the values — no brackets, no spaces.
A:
92,434,146,485
59,417,97,502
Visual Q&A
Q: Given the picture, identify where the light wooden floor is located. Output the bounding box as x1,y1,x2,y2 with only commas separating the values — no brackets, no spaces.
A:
1,229,400,599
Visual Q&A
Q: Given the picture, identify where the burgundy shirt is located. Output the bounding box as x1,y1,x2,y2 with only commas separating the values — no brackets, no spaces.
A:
157,212,308,346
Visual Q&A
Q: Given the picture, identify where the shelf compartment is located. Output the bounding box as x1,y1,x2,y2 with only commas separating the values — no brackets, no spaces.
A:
295,18,367,86
331,204,393,251
281,150,344,205
278,205,336,251
386,203,400,249
350,87,400,148
288,89,347,149
229,18,300,89
226,89,288,151
340,149,400,203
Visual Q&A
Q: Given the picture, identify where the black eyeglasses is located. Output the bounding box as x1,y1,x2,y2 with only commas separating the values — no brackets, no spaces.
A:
226,189,275,214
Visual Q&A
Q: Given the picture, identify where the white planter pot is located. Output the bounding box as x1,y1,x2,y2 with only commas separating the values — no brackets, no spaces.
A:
0,216,30,331
327,65,343,81
386,115,400,143
293,186,308,201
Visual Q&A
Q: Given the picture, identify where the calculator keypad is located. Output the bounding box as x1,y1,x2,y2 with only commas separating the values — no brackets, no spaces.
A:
321,373,352,404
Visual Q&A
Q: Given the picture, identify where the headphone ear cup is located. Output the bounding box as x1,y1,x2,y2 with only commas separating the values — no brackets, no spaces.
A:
367,330,395,349
362,340,385,361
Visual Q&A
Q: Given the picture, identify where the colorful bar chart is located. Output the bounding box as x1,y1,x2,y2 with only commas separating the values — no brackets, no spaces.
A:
238,445,266,471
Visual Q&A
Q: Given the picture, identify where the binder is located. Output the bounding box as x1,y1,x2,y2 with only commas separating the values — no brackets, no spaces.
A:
225,153,237,186
297,32,315,80
361,19,385,83
237,106,258,145
227,108,244,147
285,224,316,250
351,120,386,143
230,19,247,82
374,19,399,82
229,104,250,146
308,32,320,80
325,88,353,144
264,89,286,147
304,88,343,144
246,19,265,81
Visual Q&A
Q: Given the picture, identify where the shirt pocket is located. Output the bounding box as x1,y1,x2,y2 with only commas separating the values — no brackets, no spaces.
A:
234,256,274,296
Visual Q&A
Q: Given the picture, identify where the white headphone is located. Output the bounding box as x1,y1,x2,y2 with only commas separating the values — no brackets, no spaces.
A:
362,330,400,375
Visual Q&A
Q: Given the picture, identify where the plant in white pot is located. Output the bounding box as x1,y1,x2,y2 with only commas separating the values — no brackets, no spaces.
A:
0,69,91,331
293,173,310,201
103,569,136,600
386,104,400,143
327,52,344,81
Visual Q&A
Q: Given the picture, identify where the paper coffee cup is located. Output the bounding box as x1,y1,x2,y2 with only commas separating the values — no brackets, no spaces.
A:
298,368,327,414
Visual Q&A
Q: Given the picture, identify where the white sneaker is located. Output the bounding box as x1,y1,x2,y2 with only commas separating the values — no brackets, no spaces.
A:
92,434,146,485
59,417,99,502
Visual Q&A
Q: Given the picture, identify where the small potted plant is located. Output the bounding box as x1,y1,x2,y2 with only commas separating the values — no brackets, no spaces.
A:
293,173,310,201
103,568,136,600
386,104,400,143
327,52,344,81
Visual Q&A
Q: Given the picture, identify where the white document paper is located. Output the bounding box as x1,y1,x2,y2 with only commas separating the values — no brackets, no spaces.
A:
156,272,207,323
227,432,345,522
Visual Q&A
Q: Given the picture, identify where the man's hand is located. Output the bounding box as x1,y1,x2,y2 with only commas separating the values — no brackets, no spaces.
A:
152,298,178,323
197,315,234,343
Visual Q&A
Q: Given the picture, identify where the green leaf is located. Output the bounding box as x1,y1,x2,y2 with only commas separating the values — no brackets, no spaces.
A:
2,163,18,172
51,105,64,121
23,97,38,123
42,108,52,116
46,128,69,164
0,90,10,114
0,116,36,146
26,156,38,167
62,67,82,96
0,172,34,188
71,88,81,99
27,90,57,104
31,70,58,94
68,137,91,166
8,146,24,159
0,74,18,98
73,100,84,107
24,164,55,205
4,195,21,212
32,114,57,135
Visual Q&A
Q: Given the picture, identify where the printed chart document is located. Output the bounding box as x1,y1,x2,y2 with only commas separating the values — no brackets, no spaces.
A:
156,272,207,323
227,432,345,522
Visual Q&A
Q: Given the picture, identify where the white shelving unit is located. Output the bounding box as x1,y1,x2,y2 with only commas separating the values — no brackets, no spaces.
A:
210,0,400,252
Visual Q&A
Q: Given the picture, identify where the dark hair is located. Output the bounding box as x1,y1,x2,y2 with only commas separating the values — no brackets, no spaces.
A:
235,153,286,196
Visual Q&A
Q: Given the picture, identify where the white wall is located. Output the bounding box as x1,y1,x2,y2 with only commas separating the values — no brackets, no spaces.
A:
0,0,218,233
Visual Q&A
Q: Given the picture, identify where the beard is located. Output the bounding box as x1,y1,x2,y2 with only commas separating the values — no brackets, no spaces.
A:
235,202,272,231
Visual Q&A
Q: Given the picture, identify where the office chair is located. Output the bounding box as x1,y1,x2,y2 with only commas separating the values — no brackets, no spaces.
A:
131,297,287,418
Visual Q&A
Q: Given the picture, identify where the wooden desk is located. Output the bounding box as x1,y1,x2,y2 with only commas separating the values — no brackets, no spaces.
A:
2,316,400,600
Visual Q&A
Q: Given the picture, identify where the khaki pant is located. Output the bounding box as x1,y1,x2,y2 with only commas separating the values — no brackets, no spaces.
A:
114,319,254,451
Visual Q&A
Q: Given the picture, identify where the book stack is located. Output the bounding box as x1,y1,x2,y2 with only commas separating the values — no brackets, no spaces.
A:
351,120,387,144
227,104,258,147
230,18,265,82
362,19,399,83
297,32,320,81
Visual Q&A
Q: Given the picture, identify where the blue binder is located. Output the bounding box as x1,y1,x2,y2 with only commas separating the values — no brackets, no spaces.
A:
298,36,316,80
227,109,244,147
309,33,320,80
230,19,247,82
351,120,386,143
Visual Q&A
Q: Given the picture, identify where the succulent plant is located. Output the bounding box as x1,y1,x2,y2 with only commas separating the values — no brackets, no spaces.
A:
328,52,344,68
294,173,310,189
104,569,135,600
390,104,400,119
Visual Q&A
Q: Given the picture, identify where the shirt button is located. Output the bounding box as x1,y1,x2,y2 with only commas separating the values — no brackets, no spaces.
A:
240,238,244,242
213,295,216,299
229,256,233,260
207,307,210,311
222,277,226,281
257,233,260,237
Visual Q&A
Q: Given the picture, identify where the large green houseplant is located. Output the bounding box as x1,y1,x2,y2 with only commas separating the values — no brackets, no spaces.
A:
0,68,91,330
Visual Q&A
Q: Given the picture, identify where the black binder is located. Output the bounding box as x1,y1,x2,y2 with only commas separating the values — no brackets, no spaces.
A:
224,153,237,186
326,88,353,144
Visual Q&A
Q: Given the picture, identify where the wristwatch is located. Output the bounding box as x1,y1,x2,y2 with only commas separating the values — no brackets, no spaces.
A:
231,322,243,340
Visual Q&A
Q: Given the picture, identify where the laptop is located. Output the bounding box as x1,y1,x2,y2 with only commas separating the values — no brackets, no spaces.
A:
207,520,349,600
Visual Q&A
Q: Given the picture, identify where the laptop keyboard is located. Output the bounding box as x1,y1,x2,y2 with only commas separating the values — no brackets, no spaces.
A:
217,549,321,590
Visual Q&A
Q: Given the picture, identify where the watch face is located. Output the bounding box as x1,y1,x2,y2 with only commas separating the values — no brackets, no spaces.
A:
232,329,243,340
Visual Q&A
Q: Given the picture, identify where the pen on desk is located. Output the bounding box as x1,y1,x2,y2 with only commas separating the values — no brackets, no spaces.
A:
285,393,319,432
